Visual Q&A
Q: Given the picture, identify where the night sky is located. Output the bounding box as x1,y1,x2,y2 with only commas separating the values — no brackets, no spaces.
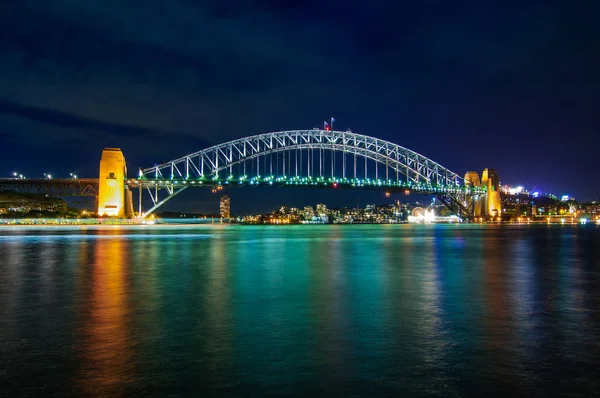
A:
1,1,599,213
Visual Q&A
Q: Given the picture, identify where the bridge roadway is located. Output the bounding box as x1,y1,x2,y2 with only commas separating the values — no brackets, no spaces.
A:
0,177,486,196
0,178,100,197
0,176,484,221
131,176,485,195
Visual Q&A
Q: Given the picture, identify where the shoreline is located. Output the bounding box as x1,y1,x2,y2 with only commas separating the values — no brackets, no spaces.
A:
0,220,597,228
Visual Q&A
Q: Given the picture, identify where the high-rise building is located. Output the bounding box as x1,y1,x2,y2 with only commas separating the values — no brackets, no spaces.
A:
220,195,231,219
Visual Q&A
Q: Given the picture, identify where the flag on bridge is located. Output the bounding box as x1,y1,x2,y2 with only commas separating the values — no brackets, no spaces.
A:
331,117,335,130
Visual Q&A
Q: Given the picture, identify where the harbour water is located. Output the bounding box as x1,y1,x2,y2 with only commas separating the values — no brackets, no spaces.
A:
0,224,599,397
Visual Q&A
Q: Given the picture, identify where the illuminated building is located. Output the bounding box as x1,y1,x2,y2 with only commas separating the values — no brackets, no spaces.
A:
220,195,231,219
97,148,133,217
315,203,327,217
408,207,435,223
302,206,315,219
314,203,329,223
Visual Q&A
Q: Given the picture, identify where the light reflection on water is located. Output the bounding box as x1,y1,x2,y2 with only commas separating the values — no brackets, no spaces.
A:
75,234,134,396
0,224,599,397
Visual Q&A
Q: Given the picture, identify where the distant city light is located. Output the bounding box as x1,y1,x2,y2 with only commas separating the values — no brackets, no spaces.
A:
561,195,570,202
504,185,525,195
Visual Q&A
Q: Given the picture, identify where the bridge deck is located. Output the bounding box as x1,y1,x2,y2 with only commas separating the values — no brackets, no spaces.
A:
0,178,99,196
129,177,486,195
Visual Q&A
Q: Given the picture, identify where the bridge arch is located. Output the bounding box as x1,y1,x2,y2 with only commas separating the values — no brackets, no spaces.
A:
142,130,462,183
137,130,471,218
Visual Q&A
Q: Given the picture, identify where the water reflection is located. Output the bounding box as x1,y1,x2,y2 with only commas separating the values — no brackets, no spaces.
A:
76,231,133,396
481,229,520,393
203,232,234,388
0,236,25,382
308,228,349,392
0,225,598,397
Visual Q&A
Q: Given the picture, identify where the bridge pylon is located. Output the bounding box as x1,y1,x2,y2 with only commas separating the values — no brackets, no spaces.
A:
97,148,134,218
463,168,502,220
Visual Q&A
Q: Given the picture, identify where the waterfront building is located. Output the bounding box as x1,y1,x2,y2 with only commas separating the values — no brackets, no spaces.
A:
302,206,315,220
220,195,231,219
316,203,327,217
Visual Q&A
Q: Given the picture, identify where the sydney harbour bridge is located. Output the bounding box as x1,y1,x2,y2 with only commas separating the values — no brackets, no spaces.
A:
0,129,500,220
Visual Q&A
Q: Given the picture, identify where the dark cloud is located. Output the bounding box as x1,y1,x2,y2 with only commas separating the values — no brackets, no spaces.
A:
0,99,191,139
0,0,599,209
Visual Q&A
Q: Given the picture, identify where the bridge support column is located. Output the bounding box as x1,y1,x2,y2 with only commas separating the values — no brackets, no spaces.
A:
97,148,129,218
465,171,484,218
465,169,502,220
436,192,476,221
481,168,501,219
138,186,142,218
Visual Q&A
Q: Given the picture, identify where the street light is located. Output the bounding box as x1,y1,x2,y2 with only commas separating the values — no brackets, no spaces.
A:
44,173,52,180
69,173,78,179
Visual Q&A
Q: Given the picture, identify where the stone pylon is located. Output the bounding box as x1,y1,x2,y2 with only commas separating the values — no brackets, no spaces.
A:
98,148,129,217
465,169,501,219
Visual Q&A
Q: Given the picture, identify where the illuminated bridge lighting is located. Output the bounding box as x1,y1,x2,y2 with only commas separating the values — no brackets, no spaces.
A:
131,129,488,220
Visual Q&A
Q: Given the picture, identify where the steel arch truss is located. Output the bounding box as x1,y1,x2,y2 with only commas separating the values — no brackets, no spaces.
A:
142,130,462,185
135,130,482,219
